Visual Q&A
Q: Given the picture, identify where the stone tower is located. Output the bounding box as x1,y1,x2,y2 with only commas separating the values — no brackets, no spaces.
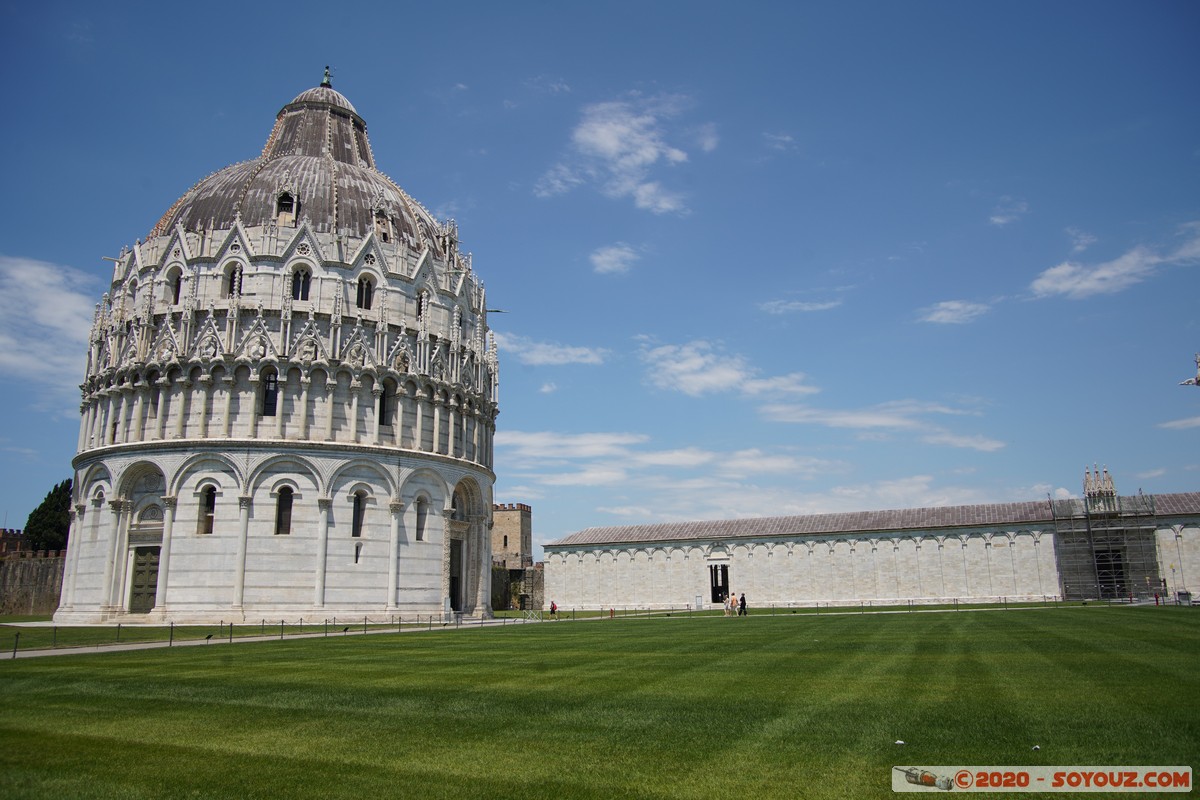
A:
55,73,500,623
491,503,532,569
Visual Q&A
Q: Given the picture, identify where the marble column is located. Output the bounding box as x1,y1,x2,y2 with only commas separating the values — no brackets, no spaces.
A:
154,496,177,611
386,500,404,611
313,497,331,608
232,495,252,610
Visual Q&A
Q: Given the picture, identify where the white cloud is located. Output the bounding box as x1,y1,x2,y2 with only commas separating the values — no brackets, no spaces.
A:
742,373,820,397
760,399,1002,451
495,430,649,460
536,93,708,214
493,332,607,366
760,299,842,314
695,123,719,153
540,465,629,486
1031,224,1200,299
763,132,798,152
533,164,584,197
631,447,716,469
1158,416,1200,430
920,431,1005,452
1065,227,1097,253
1136,468,1167,479
539,382,558,394
918,300,990,324
590,243,639,274
1030,246,1162,299
639,339,817,398
640,340,751,396
526,75,571,94
0,255,102,412
989,196,1029,226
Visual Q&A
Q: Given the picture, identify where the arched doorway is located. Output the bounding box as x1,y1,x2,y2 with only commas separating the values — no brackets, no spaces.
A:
121,465,167,614
445,480,488,616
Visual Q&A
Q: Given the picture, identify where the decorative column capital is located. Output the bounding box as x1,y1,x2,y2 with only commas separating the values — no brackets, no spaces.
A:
389,500,405,515
238,495,253,510
317,497,333,510
162,495,178,510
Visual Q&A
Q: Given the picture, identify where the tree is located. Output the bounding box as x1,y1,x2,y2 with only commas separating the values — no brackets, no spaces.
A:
23,479,72,552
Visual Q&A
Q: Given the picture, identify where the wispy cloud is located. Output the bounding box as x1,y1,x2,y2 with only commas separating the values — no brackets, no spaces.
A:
694,123,719,153
760,299,842,314
1030,246,1162,299
763,132,798,152
760,399,1003,451
1031,223,1200,299
496,430,649,461
535,92,710,214
1158,416,1200,430
1065,227,1097,253
989,196,1029,226
493,332,608,366
590,243,639,274
918,300,990,324
0,255,102,414
525,75,571,94
639,339,818,398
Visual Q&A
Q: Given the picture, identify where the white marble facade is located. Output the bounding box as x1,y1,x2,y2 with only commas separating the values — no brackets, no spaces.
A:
545,496,1200,610
55,75,498,623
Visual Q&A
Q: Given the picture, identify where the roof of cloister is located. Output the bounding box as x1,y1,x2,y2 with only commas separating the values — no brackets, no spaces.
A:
545,492,1200,549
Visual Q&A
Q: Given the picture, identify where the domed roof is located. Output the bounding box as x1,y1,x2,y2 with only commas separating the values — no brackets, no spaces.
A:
152,70,444,254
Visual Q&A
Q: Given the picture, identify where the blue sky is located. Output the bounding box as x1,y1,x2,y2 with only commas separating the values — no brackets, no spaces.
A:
1,1,1197,557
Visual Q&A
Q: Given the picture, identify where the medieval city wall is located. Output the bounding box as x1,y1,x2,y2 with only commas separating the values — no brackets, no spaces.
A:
0,552,65,616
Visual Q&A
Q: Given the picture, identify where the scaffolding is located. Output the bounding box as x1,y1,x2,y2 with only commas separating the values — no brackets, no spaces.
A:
1050,468,1162,600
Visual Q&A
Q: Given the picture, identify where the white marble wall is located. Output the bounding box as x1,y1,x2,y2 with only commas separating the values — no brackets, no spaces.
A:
543,526,1184,610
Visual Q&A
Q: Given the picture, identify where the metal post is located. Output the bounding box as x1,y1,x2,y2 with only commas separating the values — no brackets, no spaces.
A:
12,632,18,659
116,622,121,642
169,622,173,647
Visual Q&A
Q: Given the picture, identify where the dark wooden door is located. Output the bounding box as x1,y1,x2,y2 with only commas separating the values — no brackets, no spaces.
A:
129,546,160,613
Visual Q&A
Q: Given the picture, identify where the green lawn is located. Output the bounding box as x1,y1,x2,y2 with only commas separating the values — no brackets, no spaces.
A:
0,607,1195,799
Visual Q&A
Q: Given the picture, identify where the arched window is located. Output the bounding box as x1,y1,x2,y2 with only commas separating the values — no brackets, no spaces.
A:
356,277,374,310
415,497,427,541
276,192,297,226
147,371,161,417
292,269,311,301
351,491,367,538
377,382,391,426
503,535,508,549
198,486,217,534
226,265,243,297
274,487,293,536
374,211,391,243
170,272,183,305
261,369,279,417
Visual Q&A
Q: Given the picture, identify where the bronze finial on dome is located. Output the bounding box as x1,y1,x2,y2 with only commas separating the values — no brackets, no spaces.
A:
321,65,332,88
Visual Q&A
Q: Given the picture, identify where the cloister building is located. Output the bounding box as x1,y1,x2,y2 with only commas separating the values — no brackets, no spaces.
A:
545,470,1200,611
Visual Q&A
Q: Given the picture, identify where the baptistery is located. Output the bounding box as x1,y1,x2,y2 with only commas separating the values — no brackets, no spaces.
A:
55,72,499,623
